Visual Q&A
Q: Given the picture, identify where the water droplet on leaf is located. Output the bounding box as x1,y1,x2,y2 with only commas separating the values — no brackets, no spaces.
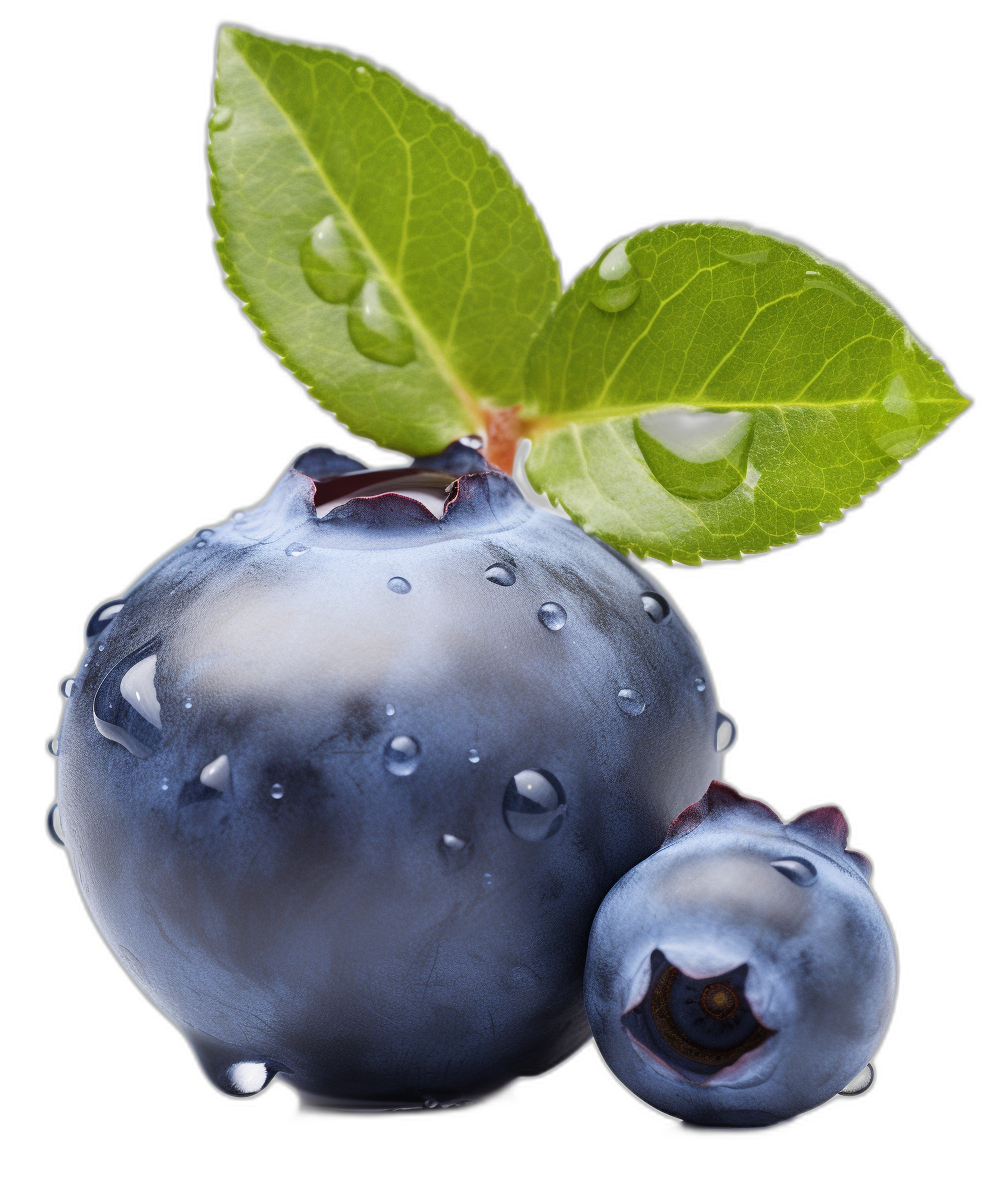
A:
503,769,566,841
871,374,924,459
387,576,411,595
485,564,515,586
588,239,641,312
299,215,367,305
209,106,233,131
538,602,567,631
347,279,416,366
384,735,420,776
617,688,646,716
635,410,755,501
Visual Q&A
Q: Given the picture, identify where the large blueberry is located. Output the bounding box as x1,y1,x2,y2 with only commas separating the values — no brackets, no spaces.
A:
53,445,722,1105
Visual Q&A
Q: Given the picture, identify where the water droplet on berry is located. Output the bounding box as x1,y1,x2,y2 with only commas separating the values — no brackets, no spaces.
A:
423,1098,438,1109
184,699,193,710
385,704,395,716
119,653,161,729
772,858,817,886
485,564,515,586
460,436,483,449
47,802,65,846
503,769,566,841
232,511,245,521
588,239,641,312
270,784,284,800
617,688,646,716
716,712,737,752
299,215,367,305
347,279,416,366
384,735,420,776
468,748,480,764
200,754,231,792
195,540,207,549
226,1062,270,1095
538,602,566,631
285,542,308,557
47,737,59,756
86,599,125,643
695,677,706,692
442,834,467,851
641,592,669,622
60,678,75,698
387,576,411,594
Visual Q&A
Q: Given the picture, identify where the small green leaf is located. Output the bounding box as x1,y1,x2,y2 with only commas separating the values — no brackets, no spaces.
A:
524,224,968,562
210,28,560,454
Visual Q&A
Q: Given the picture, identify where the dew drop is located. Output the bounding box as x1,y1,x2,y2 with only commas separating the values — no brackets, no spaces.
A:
299,215,367,305
384,734,421,776
439,833,472,870
617,688,646,716
184,699,193,710
423,1098,438,1109
385,703,396,716
635,410,755,501
232,511,245,521
588,239,641,312
460,435,483,449
483,872,493,889
226,1062,270,1095
200,754,232,792
98,644,105,651
695,677,707,692
641,592,669,622
161,779,169,792
442,834,467,851
387,576,412,595
198,529,214,540
86,599,125,644
209,105,233,131
60,678,75,698
92,647,159,758
195,540,206,549
347,279,416,366
47,802,65,846
285,542,309,557
468,748,480,764
872,374,924,459
839,1063,875,1096
485,564,516,586
270,783,284,800
538,602,567,631
47,737,59,757
715,712,737,753
772,858,817,886
503,769,567,841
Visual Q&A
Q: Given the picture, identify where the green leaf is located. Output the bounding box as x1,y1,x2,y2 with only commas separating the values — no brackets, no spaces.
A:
524,224,969,563
210,28,560,455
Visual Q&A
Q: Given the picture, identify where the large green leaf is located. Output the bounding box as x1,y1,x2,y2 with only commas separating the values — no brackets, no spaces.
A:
524,224,968,563
210,28,560,455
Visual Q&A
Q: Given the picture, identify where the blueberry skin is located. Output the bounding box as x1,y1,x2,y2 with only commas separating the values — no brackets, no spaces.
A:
584,781,897,1126
55,449,721,1105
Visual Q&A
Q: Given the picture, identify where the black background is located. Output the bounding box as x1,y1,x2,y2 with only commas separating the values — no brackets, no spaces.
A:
25,11,994,1165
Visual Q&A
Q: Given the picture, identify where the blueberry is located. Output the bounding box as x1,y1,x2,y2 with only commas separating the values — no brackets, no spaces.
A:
584,781,896,1126
53,446,721,1106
